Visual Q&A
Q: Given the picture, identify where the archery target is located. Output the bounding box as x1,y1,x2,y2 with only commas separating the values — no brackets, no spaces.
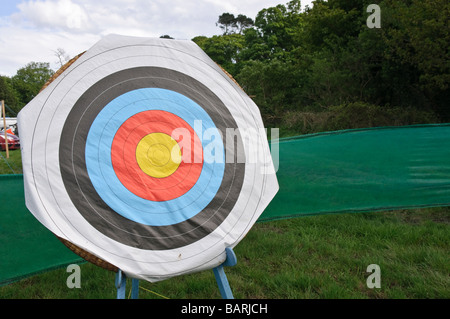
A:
18,35,279,282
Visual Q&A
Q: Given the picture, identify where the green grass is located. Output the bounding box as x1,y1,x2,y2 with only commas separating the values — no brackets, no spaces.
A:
1,207,448,299
0,149,22,174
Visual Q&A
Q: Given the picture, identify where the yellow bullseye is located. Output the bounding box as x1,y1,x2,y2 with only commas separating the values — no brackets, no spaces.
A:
136,133,181,178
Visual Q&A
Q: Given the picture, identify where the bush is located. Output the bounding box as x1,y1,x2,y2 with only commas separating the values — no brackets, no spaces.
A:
279,102,439,136
324,102,439,131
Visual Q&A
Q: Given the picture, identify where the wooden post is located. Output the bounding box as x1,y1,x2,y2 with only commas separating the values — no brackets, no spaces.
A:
1,100,9,159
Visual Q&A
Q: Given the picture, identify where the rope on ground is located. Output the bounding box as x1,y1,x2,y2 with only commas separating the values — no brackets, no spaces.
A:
138,285,170,299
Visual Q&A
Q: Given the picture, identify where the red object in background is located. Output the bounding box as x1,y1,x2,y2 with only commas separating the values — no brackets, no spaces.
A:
0,132,20,150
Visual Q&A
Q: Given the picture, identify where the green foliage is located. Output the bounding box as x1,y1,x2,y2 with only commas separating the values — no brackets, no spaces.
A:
11,62,54,108
382,0,449,91
235,14,255,34
202,0,449,130
1,62,54,114
300,0,362,51
323,102,439,132
254,0,303,53
3,0,448,128
380,0,450,119
216,12,254,35
279,102,438,137
236,58,306,125
193,34,245,75
0,76,20,115
217,12,237,35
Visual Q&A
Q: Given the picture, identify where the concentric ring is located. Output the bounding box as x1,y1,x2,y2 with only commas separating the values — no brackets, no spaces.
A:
135,133,181,178
85,88,224,226
59,67,245,250
110,108,204,202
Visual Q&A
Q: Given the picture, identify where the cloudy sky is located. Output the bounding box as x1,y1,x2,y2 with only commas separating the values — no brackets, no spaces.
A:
0,0,313,77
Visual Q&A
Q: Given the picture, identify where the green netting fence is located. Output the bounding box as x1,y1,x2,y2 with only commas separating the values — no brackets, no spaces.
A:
0,174,84,286
1,124,449,285
260,124,450,221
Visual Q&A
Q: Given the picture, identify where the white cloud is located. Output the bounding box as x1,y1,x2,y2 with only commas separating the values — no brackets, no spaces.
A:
0,0,313,76
0,21,100,76
12,0,95,32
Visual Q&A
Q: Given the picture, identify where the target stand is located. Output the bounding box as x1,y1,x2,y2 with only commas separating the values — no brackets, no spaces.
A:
19,35,279,297
115,247,237,299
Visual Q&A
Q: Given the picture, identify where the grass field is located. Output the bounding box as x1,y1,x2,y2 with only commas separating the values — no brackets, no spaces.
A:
0,149,448,299
0,149,22,174
0,207,448,299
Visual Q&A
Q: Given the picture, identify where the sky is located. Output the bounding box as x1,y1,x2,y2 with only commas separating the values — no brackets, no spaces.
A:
0,0,313,77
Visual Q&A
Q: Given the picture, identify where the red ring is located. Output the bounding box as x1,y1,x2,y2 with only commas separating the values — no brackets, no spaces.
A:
111,110,203,201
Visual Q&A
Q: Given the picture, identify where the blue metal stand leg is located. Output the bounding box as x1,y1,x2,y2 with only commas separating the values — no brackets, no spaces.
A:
131,278,140,299
115,248,237,299
213,247,237,299
115,270,140,299
115,270,127,299
213,265,233,299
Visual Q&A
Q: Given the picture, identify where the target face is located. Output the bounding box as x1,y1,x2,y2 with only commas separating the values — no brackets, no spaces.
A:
18,35,279,282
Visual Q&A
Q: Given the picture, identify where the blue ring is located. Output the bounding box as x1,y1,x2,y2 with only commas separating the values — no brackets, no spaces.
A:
85,88,225,226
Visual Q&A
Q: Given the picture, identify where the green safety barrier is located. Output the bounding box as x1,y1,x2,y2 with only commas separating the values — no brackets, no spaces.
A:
0,174,83,286
260,124,450,221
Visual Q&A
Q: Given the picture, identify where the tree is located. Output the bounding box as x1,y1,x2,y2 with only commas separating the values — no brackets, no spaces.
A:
234,14,254,34
11,62,54,107
193,34,245,75
216,13,236,35
0,76,20,115
300,0,361,51
253,0,304,54
381,0,449,119
199,0,447,126
216,13,254,35
54,48,70,68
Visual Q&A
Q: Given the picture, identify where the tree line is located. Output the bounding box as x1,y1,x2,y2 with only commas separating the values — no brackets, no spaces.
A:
0,62,54,116
1,0,448,136
196,0,449,134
